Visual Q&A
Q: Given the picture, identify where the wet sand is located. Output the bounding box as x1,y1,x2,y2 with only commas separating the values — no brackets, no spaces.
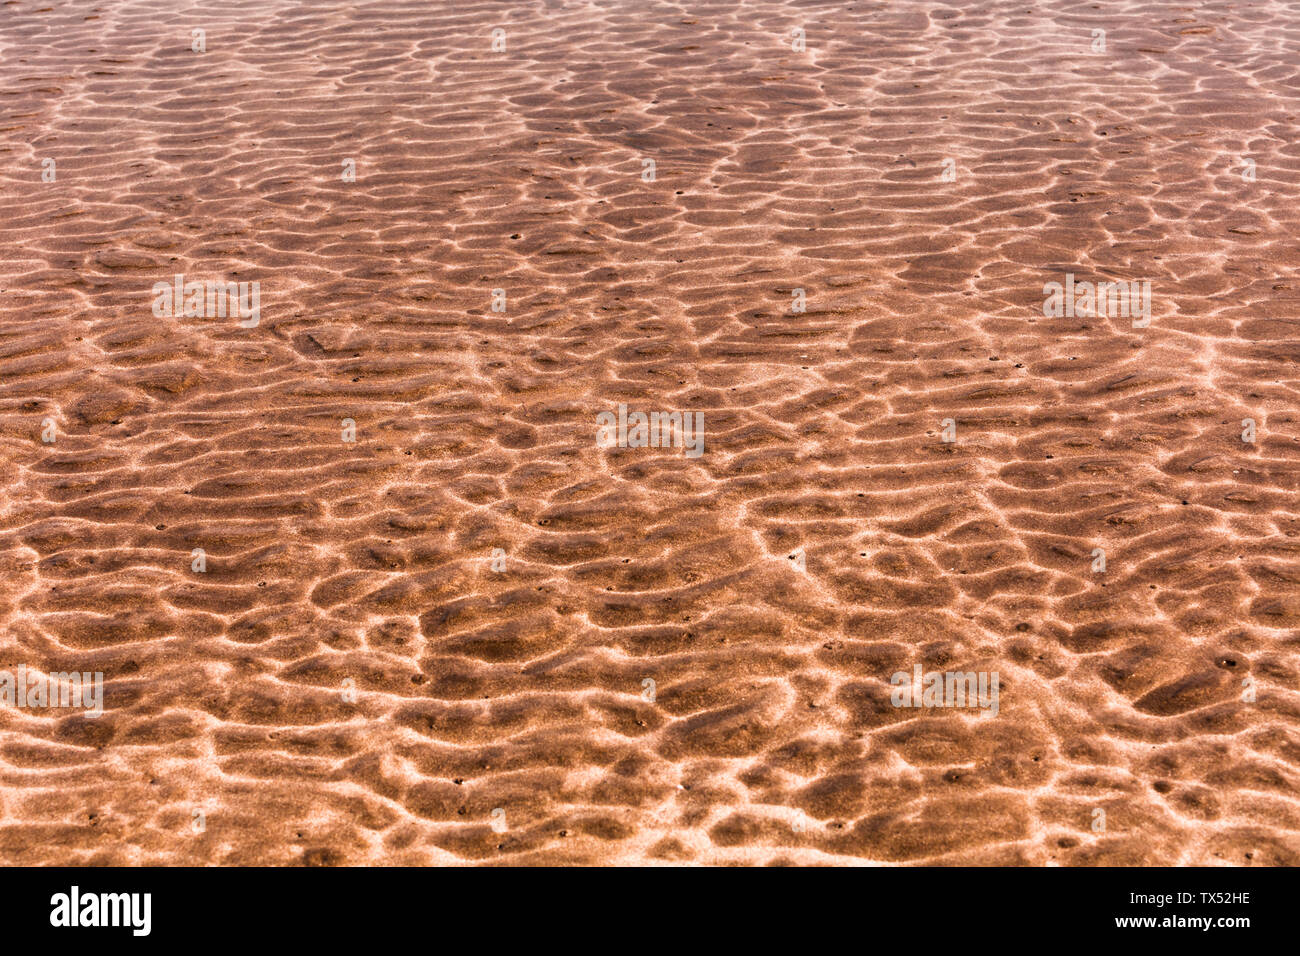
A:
1,0,1298,865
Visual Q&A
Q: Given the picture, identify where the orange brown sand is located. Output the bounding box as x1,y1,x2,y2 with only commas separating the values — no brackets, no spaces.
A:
1,0,1299,866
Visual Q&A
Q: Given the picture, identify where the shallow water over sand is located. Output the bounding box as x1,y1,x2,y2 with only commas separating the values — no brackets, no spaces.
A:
0,0,1298,865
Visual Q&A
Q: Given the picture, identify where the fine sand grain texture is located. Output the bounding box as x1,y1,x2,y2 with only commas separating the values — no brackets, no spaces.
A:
1,0,1299,865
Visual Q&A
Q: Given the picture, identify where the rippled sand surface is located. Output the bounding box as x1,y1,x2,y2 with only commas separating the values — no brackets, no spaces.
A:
1,0,1299,866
